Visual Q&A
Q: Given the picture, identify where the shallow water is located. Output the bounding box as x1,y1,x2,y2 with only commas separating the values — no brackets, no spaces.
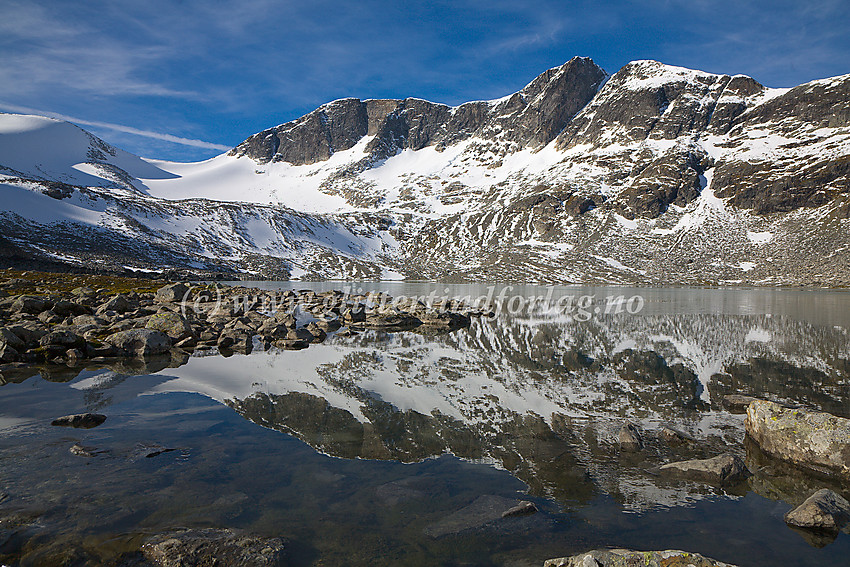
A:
1,284,849,566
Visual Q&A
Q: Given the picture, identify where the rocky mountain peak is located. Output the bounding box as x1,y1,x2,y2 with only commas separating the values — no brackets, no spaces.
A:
230,56,607,166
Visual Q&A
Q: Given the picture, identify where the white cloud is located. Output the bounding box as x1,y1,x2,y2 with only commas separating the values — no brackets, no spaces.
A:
0,103,230,151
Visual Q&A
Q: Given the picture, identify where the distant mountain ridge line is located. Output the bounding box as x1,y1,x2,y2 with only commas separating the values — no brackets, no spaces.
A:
0,56,848,284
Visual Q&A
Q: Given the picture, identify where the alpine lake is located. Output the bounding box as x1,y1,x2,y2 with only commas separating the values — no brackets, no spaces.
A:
1,283,849,566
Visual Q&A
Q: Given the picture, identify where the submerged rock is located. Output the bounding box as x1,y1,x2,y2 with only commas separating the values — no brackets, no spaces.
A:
784,488,850,531
659,454,749,485
141,528,286,567
501,500,537,518
51,413,106,428
745,400,850,480
544,549,737,566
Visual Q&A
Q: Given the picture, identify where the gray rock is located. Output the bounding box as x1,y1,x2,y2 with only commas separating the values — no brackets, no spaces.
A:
11,295,52,314
659,426,695,445
0,343,19,363
306,321,327,342
746,400,850,480
142,528,286,567
659,453,750,485
784,488,850,531
501,500,538,518
51,413,107,428
0,327,25,350
105,329,171,357
99,294,132,313
722,394,762,414
39,329,86,350
155,283,189,303
618,422,643,451
6,321,47,345
544,549,737,567
146,311,194,341
52,299,90,317
69,443,100,457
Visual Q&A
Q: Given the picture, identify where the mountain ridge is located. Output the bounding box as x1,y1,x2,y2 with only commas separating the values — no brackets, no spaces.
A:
1,57,848,284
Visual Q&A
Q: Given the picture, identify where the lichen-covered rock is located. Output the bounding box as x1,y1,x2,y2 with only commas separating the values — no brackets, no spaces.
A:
544,549,737,567
745,400,850,479
105,329,171,357
141,528,286,567
784,488,850,531
659,453,749,485
146,311,194,341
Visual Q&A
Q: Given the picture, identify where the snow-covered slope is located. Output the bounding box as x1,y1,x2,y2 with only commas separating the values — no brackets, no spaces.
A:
1,57,849,283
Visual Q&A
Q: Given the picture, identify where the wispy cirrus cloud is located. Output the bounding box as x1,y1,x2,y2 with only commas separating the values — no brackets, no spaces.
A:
0,103,230,151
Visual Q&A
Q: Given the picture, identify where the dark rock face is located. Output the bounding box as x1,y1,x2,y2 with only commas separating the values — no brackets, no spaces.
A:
615,149,707,218
231,57,607,165
141,528,286,567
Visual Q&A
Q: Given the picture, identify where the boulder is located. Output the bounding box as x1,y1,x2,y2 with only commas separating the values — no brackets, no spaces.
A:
105,329,171,357
273,311,296,327
51,413,107,428
501,500,537,518
784,488,850,531
746,400,850,479
146,311,194,341
618,422,644,452
0,343,19,363
155,283,189,303
544,549,737,567
11,295,52,314
417,310,470,329
142,528,286,567
722,394,762,414
70,286,97,298
0,327,25,351
306,321,327,342
39,329,86,350
659,453,749,485
52,300,91,317
98,294,132,314
6,321,47,345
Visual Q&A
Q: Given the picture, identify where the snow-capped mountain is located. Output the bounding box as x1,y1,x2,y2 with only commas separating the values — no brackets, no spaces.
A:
1,57,849,284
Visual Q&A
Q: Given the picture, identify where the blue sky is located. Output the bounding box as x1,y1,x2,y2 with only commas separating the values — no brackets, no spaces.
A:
1,0,847,161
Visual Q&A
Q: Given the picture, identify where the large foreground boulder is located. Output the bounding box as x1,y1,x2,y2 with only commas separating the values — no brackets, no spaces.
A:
141,528,286,567
105,329,171,357
544,549,736,566
746,400,850,479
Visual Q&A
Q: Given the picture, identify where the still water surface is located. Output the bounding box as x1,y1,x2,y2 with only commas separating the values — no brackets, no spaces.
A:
1,284,849,565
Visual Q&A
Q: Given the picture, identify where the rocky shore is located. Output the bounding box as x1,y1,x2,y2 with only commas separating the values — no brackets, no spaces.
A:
0,269,489,378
